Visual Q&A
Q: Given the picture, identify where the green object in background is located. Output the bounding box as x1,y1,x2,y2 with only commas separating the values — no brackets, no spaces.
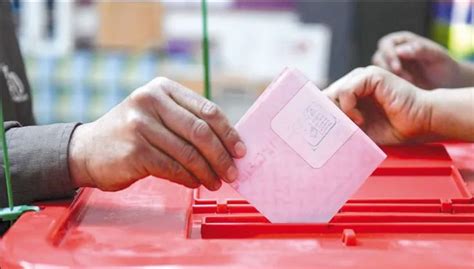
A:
448,24,474,60
201,0,211,100
0,72,39,223
0,91,14,211
433,21,474,60
431,1,474,61
0,205,39,222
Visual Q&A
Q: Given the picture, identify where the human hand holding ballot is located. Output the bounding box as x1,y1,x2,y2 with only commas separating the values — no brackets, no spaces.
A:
229,68,386,223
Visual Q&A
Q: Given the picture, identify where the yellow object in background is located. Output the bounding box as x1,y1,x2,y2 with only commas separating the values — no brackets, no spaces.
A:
448,1,474,60
432,1,474,61
448,24,474,60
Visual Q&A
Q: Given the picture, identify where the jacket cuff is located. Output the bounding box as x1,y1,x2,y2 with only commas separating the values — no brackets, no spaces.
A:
1,122,80,206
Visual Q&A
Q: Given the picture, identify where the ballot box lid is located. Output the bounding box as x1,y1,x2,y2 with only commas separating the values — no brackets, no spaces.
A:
2,144,474,268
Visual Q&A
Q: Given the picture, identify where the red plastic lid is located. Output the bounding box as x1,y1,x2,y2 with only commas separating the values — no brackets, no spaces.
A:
1,144,473,268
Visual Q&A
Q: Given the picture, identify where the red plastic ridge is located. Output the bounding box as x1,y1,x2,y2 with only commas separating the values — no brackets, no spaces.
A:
342,229,357,246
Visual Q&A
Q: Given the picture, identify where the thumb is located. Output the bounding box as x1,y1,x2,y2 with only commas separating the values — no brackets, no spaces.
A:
325,66,388,125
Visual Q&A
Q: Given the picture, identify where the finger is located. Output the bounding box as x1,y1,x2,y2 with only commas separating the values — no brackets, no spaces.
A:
397,39,448,64
346,108,365,126
324,68,372,125
327,66,389,112
324,67,366,98
378,39,401,72
324,90,339,106
337,81,366,114
142,145,201,189
397,69,415,84
389,31,415,45
335,88,366,125
372,51,391,71
377,32,416,73
395,43,417,59
375,50,415,85
152,92,237,185
329,89,365,125
164,80,246,159
141,117,221,191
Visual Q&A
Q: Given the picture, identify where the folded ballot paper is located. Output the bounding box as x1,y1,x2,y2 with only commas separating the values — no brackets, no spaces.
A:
230,68,386,223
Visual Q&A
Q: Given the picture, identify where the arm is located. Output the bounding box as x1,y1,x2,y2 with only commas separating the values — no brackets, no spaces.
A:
2,75,248,208
2,1,245,206
324,66,473,145
0,122,78,208
456,62,474,87
68,77,246,192
373,31,474,89
428,88,474,141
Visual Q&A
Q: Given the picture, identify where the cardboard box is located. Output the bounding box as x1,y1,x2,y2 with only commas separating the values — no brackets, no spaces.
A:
97,2,164,51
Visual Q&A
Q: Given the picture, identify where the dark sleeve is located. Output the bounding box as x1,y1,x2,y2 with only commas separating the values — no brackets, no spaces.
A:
0,121,80,207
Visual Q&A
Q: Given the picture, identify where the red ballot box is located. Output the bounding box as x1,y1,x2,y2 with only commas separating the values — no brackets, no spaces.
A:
1,144,473,268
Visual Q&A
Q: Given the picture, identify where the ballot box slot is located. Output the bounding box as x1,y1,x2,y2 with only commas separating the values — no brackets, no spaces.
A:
194,166,471,207
204,213,474,224
191,149,474,239
372,166,452,176
200,221,474,239
193,200,474,214
192,193,474,238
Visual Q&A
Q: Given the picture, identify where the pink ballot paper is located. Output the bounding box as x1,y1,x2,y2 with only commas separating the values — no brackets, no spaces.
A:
230,68,386,223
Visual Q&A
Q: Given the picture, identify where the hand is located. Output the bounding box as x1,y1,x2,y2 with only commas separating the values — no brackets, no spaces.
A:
324,66,433,145
68,77,247,191
372,31,461,89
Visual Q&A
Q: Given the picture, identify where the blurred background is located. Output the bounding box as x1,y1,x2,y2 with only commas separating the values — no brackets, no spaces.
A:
9,0,474,124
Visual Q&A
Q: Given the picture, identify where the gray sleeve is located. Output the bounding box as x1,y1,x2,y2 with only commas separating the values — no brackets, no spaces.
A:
0,121,80,207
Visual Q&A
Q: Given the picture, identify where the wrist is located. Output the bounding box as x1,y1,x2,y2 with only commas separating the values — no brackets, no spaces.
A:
68,123,95,188
413,88,435,137
423,87,474,141
458,62,474,87
423,88,446,138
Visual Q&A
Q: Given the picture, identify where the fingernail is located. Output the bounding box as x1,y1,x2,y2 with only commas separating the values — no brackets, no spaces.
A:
354,117,364,126
213,180,222,191
234,141,247,158
226,166,238,182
